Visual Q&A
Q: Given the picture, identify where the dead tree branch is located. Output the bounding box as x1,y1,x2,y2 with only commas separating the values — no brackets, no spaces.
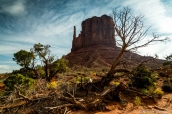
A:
109,7,168,76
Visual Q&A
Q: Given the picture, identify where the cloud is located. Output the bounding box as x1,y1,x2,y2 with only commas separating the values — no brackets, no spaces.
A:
123,0,172,34
0,35,34,55
0,65,9,69
0,65,20,73
137,40,171,59
0,0,26,15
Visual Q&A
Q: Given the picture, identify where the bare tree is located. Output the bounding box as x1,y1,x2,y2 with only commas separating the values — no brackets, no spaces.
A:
96,7,168,88
107,7,168,76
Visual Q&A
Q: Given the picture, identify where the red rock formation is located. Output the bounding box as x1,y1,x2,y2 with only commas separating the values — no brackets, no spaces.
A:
66,15,164,68
71,15,116,52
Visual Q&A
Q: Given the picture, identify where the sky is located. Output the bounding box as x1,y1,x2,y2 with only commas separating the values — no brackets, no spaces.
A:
0,0,172,73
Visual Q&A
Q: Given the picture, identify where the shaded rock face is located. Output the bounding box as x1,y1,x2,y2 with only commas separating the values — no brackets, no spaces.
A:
72,15,116,52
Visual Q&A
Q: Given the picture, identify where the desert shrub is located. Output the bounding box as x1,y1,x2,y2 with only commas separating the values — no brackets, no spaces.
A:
3,73,35,90
112,81,120,86
148,86,156,93
153,88,164,98
159,72,168,77
46,81,58,89
114,82,120,86
162,80,172,92
141,89,150,95
151,72,159,79
73,77,80,84
73,76,92,84
163,61,171,66
52,58,69,74
0,90,11,97
35,65,45,78
134,96,141,106
83,76,92,82
141,85,158,95
12,68,35,78
131,65,156,89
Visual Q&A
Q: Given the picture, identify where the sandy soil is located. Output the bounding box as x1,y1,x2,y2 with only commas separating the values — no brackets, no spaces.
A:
0,83,5,92
70,93,172,114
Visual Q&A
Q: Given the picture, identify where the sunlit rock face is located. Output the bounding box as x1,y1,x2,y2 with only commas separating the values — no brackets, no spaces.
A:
71,15,116,52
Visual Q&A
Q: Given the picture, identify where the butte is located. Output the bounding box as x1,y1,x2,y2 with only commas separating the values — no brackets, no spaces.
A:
66,15,164,68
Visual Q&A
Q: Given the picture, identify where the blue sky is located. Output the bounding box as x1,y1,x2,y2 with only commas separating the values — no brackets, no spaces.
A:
0,0,172,73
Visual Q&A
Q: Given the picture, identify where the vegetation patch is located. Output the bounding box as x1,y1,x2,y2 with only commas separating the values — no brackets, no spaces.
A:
131,65,156,90
3,73,35,91
162,80,172,92
134,96,141,106
46,81,58,89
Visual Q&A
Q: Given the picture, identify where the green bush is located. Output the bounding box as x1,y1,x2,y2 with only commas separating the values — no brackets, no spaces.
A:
46,81,58,89
153,88,164,98
134,96,141,106
35,65,45,78
73,76,92,84
162,80,172,92
141,89,150,95
3,73,35,90
163,61,171,66
12,68,35,78
141,85,158,95
52,57,69,74
131,65,156,89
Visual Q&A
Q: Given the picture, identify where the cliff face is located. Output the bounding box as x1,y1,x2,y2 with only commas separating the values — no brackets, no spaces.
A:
71,15,116,52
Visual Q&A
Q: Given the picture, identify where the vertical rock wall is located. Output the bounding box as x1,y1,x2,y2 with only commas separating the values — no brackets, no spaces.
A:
71,15,116,52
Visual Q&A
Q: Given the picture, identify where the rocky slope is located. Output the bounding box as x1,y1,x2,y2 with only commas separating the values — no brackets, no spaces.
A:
66,45,164,68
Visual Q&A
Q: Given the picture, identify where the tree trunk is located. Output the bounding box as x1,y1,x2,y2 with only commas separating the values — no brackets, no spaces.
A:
108,47,125,76
97,47,126,88
45,60,50,82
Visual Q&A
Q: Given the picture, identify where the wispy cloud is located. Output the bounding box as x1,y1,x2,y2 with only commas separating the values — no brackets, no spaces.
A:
0,0,27,16
123,0,172,34
0,65,10,69
0,65,20,73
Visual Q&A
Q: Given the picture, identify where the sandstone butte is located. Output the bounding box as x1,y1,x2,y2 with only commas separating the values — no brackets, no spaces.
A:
66,15,164,68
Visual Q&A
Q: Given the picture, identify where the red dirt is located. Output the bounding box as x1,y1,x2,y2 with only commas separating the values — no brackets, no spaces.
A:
0,83,5,92
70,94,172,114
